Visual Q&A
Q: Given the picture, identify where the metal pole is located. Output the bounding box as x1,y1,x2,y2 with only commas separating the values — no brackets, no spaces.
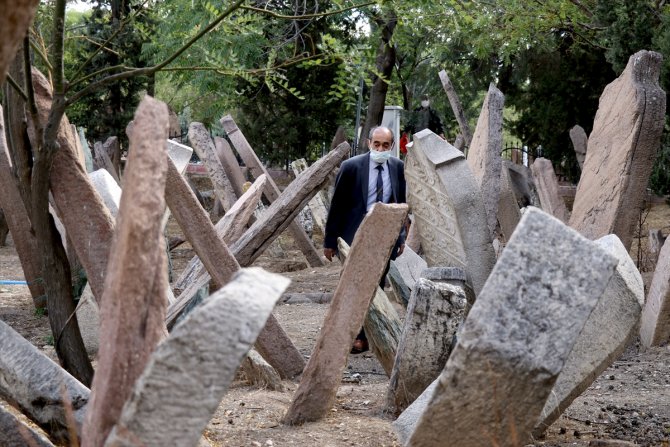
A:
353,77,364,156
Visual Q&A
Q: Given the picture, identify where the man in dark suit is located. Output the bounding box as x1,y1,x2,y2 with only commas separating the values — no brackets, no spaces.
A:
323,126,406,352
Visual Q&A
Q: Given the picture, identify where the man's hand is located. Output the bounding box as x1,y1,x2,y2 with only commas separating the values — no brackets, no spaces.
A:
324,248,337,262
397,244,405,257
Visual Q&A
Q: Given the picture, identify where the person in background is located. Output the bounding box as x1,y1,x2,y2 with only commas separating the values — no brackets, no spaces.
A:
407,94,445,139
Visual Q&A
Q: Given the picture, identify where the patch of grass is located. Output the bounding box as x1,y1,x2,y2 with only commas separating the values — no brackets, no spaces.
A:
34,306,47,317
44,335,54,346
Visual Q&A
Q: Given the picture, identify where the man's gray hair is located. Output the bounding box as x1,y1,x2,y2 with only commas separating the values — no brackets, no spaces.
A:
368,125,395,143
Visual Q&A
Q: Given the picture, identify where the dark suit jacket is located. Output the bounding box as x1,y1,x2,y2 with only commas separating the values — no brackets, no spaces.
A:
324,152,406,251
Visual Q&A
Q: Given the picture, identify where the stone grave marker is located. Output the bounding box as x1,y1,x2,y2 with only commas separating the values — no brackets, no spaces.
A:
291,158,329,233
221,114,325,267
405,129,496,296
466,83,504,238
387,275,467,413
569,124,588,171
640,237,670,347
104,269,289,447
83,96,170,447
569,50,666,250
496,164,522,242
78,127,94,173
531,157,569,223
534,234,644,436
402,207,617,447
213,136,247,198
388,246,427,307
438,70,473,147
283,203,408,425
0,320,89,443
93,141,121,184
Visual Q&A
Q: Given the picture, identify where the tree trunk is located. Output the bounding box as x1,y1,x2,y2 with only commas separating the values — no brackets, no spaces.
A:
361,12,397,149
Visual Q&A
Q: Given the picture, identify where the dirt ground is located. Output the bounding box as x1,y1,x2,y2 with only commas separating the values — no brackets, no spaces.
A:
0,198,669,446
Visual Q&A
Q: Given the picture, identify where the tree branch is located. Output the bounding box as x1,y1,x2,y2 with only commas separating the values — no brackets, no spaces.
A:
5,74,27,102
240,1,375,20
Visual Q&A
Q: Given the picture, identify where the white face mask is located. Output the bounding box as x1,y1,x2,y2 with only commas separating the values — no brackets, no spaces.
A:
421,100,430,108
370,148,392,164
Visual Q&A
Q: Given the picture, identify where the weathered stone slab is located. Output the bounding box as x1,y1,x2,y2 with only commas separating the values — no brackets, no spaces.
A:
291,158,329,233
0,106,44,305
240,349,284,392
505,160,541,208
404,207,617,447
648,229,667,264
466,83,504,238
170,174,266,310
78,127,94,173
230,142,350,267
405,218,421,253
283,203,408,425
387,277,467,413
393,379,438,445
496,164,522,242
0,0,38,84
420,266,474,305
0,401,55,447
0,320,89,442
188,123,238,212
32,69,116,304
89,169,122,216
221,115,325,267
388,246,427,307
569,50,666,250
405,129,496,296
93,141,121,184
338,238,403,377
83,96,170,447
534,234,644,436
213,136,247,198
104,268,289,447
531,157,569,223
569,124,588,171
640,237,670,347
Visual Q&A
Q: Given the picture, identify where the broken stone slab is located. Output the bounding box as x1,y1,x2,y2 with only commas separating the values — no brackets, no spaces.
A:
496,164,522,242
31,69,116,304
338,238,403,377
569,50,666,250
569,124,588,171
103,268,289,447
230,141,350,268
283,203,408,425
533,234,644,437
531,157,569,223
240,349,284,392
221,115,325,267
405,129,496,297
388,246,427,307
387,277,467,414
89,169,121,216
82,96,170,447
420,266,474,306
291,158,329,233
504,160,542,208
0,106,44,305
93,142,121,184
188,123,238,212
0,320,89,443
0,402,55,447
393,379,438,445
169,174,266,312
640,237,670,347
403,207,618,447
466,83,505,238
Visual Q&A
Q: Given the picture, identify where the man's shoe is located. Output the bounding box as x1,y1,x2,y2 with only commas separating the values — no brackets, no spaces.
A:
350,338,369,354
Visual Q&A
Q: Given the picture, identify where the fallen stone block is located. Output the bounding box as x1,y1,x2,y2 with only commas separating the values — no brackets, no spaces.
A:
388,246,427,307
240,349,284,392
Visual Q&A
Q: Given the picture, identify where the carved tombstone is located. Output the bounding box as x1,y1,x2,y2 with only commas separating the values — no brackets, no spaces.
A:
466,83,504,238
569,124,588,171
405,129,496,296
569,50,666,250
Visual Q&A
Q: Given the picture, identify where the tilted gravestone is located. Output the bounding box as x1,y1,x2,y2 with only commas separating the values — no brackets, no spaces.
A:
496,164,522,242
221,115,325,267
213,136,247,198
388,246,427,307
104,269,289,447
531,157,569,223
397,208,617,447
283,203,408,425
569,124,588,172
466,83,504,239
82,96,170,447
640,237,670,347
338,239,403,377
0,320,89,443
387,276,467,413
0,402,55,447
405,129,496,297
534,234,644,436
291,158,329,234
569,50,666,250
